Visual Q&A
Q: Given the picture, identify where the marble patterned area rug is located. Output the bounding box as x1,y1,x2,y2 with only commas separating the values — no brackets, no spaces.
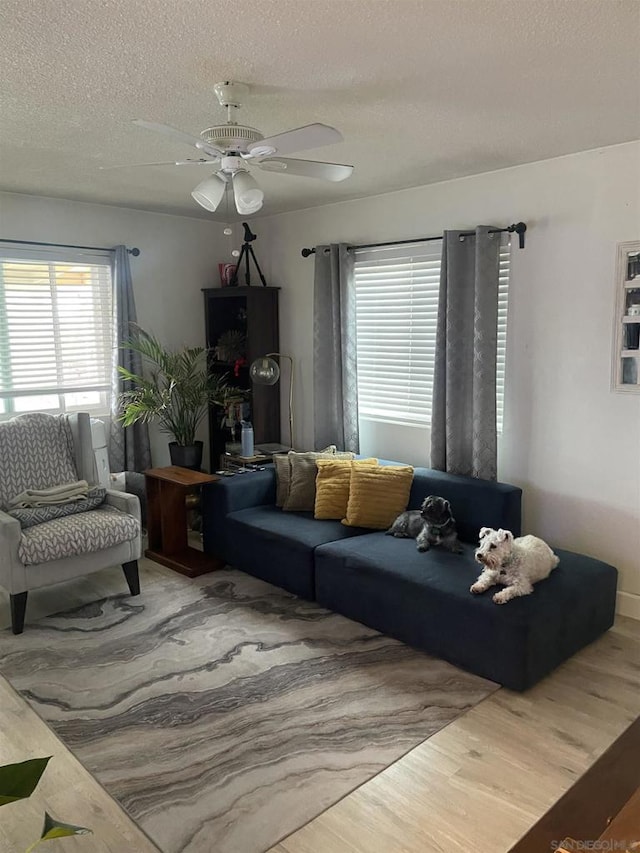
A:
0,567,497,853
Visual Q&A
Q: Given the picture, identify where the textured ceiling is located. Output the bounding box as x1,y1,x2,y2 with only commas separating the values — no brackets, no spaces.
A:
0,0,639,220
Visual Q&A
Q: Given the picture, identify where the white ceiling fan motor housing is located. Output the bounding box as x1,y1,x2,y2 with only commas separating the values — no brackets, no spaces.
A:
200,124,264,152
204,82,278,155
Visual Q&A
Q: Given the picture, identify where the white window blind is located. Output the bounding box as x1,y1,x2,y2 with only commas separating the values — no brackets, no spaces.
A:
0,247,113,417
496,243,510,430
354,238,510,429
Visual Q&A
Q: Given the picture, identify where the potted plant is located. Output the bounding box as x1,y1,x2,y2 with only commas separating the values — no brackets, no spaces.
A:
0,756,90,851
118,327,242,470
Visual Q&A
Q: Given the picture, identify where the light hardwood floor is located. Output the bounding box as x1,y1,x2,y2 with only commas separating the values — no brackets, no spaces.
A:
0,675,160,853
271,617,640,853
1,563,639,853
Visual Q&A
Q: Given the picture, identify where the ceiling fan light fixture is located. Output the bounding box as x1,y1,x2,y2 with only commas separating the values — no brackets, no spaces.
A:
191,172,227,212
232,169,264,214
235,196,263,215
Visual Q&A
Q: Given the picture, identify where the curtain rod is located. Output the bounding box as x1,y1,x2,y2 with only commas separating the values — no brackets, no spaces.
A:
301,222,527,257
0,238,141,256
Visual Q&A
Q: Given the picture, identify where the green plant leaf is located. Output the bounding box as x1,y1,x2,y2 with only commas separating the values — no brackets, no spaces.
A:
0,757,51,807
40,811,92,840
117,327,244,446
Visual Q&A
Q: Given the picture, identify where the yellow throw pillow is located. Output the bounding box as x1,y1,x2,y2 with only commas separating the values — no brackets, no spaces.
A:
342,464,414,529
314,458,378,520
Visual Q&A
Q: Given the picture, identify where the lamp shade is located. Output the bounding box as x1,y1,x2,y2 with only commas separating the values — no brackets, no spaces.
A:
191,173,227,212
250,353,295,449
250,356,280,385
232,170,264,215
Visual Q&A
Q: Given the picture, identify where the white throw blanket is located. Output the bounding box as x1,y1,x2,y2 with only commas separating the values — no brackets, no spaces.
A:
9,480,90,508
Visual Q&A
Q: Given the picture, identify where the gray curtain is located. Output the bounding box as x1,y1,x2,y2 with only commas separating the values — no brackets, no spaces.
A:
109,245,151,472
430,226,500,480
313,244,359,452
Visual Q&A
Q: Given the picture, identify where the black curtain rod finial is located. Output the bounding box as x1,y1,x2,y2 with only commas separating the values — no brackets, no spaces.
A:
508,222,527,249
301,247,315,258
129,247,141,257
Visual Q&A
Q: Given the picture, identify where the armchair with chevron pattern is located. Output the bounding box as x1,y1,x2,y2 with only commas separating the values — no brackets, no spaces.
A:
0,412,142,633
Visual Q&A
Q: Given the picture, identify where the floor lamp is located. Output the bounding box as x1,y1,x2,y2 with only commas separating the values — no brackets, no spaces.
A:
249,353,295,451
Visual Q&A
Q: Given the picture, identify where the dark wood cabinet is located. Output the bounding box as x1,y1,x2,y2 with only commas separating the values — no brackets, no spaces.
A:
203,286,280,469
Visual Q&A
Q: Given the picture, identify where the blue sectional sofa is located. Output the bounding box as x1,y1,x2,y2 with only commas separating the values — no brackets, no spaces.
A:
201,464,618,691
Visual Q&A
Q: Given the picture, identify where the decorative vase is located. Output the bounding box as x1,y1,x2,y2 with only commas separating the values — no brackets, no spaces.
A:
169,441,203,471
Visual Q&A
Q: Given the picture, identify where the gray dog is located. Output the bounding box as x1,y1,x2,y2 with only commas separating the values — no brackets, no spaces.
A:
386,495,463,553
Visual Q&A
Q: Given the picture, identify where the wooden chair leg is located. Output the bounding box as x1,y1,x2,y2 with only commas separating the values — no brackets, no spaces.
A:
122,561,140,596
10,592,28,635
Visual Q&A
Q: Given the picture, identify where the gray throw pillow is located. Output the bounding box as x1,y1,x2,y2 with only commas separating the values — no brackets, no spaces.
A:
7,488,107,528
283,450,354,512
273,454,291,508
274,445,338,508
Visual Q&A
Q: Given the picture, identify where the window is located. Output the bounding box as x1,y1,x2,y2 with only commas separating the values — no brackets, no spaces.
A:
354,238,510,429
0,247,113,418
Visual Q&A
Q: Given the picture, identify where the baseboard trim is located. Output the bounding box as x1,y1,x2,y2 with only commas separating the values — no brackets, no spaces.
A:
616,591,640,621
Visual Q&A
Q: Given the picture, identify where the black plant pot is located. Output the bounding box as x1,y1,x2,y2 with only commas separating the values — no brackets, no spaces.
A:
169,441,203,471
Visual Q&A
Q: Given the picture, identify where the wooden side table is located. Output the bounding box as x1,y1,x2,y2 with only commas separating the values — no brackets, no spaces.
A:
144,466,223,578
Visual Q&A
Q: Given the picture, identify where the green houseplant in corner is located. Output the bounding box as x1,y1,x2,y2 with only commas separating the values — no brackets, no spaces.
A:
118,326,242,470
0,757,91,851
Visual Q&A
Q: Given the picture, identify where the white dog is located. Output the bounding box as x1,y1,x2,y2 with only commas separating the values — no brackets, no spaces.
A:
470,527,559,604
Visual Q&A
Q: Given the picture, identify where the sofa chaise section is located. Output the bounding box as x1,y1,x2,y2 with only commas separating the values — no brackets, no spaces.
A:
314,535,618,691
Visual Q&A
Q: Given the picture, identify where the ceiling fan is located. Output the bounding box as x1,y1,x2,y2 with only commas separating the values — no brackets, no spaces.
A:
102,81,354,215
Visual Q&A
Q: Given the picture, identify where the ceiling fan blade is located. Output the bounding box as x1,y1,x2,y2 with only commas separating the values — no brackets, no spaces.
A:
247,123,343,157
132,120,223,157
256,158,353,182
99,159,216,170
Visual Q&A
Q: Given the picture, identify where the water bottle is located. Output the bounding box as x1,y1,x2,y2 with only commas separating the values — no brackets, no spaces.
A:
240,421,254,458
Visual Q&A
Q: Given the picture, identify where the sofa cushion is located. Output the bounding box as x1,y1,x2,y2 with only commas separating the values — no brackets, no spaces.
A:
18,505,140,566
407,468,522,543
314,535,617,691
343,464,414,529
224,505,369,599
314,458,378,520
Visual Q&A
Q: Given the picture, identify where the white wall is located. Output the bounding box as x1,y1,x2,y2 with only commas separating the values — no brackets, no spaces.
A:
0,191,229,466
254,142,640,605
